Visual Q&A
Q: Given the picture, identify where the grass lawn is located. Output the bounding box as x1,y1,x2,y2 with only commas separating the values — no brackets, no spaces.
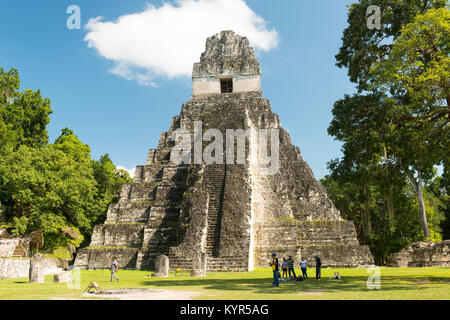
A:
0,267,449,300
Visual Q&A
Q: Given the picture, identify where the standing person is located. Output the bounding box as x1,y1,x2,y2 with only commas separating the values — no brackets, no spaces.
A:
300,257,308,280
269,253,279,287
281,258,288,279
111,257,119,282
315,255,322,280
287,255,297,279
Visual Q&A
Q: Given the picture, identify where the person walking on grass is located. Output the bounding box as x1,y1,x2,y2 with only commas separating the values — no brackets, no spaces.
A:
111,257,119,282
315,255,322,280
287,255,297,279
269,253,279,287
281,258,288,279
300,257,308,280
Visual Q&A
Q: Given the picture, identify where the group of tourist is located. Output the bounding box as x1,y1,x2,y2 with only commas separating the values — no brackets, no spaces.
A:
110,254,330,287
269,253,322,287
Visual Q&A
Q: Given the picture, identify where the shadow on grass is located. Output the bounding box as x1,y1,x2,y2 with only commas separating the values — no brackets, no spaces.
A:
140,274,450,295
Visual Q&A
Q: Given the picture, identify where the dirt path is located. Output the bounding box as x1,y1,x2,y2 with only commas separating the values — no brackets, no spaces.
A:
53,288,201,300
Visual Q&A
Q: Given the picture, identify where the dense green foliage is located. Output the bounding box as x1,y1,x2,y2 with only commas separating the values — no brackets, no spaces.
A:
0,67,132,259
325,1,449,264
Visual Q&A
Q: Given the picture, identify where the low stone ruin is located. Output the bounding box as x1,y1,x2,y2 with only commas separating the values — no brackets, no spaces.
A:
387,241,450,267
53,272,72,283
0,230,44,258
0,230,62,280
0,238,26,257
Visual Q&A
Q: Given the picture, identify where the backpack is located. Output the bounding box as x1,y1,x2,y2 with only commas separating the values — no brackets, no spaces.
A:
296,276,304,282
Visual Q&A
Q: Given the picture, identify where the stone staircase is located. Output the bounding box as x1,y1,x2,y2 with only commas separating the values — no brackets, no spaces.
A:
206,256,248,272
167,254,194,272
168,254,248,272
204,165,226,256
167,164,250,273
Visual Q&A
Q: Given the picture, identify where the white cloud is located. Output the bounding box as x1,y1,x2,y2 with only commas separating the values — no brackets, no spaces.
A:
110,62,159,87
84,0,279,86
116,165,136,178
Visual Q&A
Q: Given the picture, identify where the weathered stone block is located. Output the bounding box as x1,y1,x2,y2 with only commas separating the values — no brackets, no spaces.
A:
53,272,71,283
29,254,45,283
151,255,169,277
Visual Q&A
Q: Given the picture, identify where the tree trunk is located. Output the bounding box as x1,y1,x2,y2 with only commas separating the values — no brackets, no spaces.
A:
386,185,395,231
362,185,372,240
383,146,395,231
406,170,431,238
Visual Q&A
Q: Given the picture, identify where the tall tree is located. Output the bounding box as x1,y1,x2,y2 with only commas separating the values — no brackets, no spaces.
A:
331,1,448,238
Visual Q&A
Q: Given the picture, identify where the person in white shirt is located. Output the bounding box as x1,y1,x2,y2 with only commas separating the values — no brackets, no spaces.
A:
110,257,119,282
300,257,308,280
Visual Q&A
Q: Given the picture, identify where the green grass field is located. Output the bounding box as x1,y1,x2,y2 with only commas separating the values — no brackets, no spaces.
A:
0,267,449,300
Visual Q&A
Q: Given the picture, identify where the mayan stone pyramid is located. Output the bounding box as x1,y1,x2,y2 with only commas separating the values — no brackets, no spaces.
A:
75,31,373,272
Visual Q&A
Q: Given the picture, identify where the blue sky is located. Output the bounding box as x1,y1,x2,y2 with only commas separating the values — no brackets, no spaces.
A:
0,0,357,179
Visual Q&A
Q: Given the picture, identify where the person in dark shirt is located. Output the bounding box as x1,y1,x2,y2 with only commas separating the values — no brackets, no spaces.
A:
315,255,322,280
269,253,279,287
287,255,297,279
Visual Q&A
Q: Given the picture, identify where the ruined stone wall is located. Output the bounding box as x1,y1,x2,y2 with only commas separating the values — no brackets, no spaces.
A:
387,241,450,268
254,221,373,267
0,258,61,280
75,248,139,270
90,224,145,248
0,239,21,257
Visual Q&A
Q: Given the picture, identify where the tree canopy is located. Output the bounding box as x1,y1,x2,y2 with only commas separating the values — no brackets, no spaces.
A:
0,67,132,260
325,0,449,263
